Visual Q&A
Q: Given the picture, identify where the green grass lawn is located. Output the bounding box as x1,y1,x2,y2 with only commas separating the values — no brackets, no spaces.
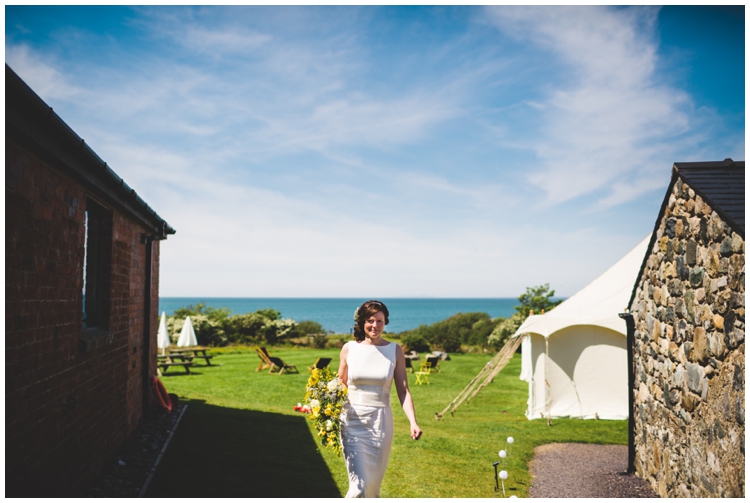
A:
145,346,626,498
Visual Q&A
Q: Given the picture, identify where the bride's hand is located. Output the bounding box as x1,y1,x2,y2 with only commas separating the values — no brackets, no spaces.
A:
410,423,422,440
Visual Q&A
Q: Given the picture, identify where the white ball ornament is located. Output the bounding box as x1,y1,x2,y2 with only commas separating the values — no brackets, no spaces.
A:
507,436,515,444
499,470,508,480
498,450,507,458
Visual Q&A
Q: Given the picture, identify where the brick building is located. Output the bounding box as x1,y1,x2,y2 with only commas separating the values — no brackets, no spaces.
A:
5,65,175,496
626,159,744,497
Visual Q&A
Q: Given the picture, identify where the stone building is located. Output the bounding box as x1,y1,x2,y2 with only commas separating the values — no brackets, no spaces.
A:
627,159,744,497
5,65,175,496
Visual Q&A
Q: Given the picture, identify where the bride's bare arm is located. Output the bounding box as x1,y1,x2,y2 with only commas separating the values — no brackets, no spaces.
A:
394,344,422,440
338,343,349,386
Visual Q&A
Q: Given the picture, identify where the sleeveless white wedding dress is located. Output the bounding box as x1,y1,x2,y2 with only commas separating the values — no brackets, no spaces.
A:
341,340,397,498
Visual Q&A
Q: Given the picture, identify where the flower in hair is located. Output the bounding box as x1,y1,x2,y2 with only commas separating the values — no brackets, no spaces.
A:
353,306,360,321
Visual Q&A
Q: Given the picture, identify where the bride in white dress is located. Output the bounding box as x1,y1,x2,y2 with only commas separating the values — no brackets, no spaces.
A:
338,300,422,498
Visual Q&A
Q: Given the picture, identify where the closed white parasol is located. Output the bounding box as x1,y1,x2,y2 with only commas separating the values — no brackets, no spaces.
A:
157,312,170,355
177,315,198,347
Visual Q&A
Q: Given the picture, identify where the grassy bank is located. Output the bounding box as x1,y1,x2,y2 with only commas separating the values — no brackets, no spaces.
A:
146,347,626,497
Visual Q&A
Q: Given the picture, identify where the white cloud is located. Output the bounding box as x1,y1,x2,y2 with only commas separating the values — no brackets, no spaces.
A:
5,44,81,100
8,6,739,299
484,6,704,207
179,26,271,54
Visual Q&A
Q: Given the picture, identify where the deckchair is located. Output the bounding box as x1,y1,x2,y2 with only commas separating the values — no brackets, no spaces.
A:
255,346,273,372
420,356,441,373
414,360,433,385
308,357,332,372
404,357,414,374
268,356,299,375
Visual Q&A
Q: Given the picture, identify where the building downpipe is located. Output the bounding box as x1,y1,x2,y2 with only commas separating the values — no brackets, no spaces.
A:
619,312,636,474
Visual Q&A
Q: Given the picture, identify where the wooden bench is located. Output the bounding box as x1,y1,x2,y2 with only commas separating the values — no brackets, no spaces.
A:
159,354,192,363
192,354,215,365
158,361,193,375
164,348,216,366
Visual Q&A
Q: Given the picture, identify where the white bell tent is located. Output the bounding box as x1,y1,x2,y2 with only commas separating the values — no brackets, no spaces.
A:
157,312,170,354
177,315,198,347
516,234,651,420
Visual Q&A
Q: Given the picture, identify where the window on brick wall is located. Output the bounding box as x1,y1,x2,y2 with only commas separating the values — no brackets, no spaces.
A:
82,198,112,330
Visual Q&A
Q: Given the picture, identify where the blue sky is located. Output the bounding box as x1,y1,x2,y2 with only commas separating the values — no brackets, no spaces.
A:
5,5,745,298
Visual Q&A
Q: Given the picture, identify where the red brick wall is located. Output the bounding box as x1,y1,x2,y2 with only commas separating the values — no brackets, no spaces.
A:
5,138,162,497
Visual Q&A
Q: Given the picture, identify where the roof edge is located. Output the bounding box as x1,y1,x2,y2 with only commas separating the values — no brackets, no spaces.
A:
5,64,175,239
674,159,745,239
627,169,679,310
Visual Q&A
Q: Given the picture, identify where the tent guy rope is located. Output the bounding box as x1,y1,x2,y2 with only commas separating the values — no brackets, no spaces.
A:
435,334,524,420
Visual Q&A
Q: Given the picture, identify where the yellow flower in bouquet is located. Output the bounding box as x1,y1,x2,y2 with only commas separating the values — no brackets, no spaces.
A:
304,366,347,456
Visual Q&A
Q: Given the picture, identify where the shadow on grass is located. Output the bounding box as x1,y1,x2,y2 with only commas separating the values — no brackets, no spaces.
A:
145,399,341,497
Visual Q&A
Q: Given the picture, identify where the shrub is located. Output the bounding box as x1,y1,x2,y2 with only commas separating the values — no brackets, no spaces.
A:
227,313,270,343
325,335,349,350
260,318,296,344
401,333,431,353
310,334,327,349
173,303,232,323
487,312,525,349
190,314,228,346
295,320,326,337
397,312,499,353
168,305,296,346
431,332,461,353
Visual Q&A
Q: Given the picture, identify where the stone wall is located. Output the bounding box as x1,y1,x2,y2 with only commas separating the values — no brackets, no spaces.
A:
5,137,162,497
629,177,745,497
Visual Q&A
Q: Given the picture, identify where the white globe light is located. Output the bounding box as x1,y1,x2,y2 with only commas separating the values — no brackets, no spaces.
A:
507,436,515,444
499,450,507,458
499,470,508,480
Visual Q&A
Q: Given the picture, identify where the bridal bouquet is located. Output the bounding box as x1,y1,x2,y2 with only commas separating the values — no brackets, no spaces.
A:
304,367,347,456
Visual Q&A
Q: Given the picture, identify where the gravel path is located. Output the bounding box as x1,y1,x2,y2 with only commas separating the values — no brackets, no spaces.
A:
529,443,658,498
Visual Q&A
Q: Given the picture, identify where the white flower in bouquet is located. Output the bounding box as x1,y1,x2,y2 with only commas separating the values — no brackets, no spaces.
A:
326,419,333,431
327,378,341,393
309,399,320,409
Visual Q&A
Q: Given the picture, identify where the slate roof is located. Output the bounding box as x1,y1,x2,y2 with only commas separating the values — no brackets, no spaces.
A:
674,159,744,235
628,159,745,309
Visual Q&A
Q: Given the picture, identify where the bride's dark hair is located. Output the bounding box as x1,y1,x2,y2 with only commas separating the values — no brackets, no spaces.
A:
353,300,390,342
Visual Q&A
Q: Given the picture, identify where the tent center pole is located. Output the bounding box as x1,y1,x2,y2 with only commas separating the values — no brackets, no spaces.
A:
545,337,551,426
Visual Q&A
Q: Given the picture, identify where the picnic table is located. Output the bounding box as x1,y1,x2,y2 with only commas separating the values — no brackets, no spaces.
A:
156,354,194,375
161,347,216,366
156,347,216,375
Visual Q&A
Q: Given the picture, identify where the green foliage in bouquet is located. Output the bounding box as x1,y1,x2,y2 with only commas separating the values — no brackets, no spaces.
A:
304,367,347,456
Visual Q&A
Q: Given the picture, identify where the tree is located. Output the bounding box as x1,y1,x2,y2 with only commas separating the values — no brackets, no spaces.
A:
515,283,562,318
488,284,563,349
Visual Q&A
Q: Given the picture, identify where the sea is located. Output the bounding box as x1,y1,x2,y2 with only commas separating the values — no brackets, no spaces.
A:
158,297,519,334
